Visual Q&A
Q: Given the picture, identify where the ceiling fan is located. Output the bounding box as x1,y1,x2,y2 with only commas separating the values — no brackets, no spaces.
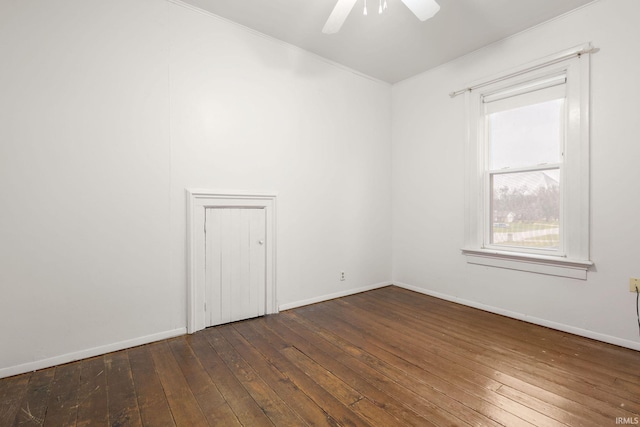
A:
322,0,440,34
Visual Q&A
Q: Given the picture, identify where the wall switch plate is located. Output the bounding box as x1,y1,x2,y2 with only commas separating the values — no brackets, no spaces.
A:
630,278,640,292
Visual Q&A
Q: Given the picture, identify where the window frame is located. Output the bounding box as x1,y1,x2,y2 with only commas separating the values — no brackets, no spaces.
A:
462,45,593,279
483,78,566,256
485,165,563,256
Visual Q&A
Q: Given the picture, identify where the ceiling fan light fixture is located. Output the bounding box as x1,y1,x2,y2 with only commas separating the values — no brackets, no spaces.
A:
322,0,439,34
400,0,440,21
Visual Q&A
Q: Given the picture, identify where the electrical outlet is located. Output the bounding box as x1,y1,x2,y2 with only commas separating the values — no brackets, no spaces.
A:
630,278,640,292
340,271,345,281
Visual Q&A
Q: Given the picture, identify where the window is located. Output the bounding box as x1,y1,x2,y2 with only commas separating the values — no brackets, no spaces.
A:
462,45,593,279
486,76,564,254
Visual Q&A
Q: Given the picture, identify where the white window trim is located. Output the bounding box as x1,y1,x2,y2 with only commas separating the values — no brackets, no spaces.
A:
462,44,594,279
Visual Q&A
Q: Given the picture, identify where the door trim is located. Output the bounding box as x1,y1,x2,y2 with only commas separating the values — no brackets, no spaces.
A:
186,189,278,333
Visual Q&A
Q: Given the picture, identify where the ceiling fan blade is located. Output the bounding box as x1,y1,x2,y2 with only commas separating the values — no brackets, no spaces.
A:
400,0,440,21
322,0,358,34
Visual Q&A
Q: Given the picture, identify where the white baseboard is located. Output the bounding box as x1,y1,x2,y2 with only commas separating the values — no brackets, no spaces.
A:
8,280,634,379
279,281,392,311
393,282,640,352
0,327,187,379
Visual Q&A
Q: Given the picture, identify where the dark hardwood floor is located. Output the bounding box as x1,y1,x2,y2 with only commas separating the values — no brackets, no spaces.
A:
1,286,639,426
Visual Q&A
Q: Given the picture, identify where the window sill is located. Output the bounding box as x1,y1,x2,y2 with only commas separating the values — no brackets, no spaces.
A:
461,248,593,280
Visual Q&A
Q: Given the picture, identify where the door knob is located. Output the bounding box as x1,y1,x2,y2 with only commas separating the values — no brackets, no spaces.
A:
258,240,264,245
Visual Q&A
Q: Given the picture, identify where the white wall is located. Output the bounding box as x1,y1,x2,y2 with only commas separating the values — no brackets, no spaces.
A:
0,0,392,377
168,3,392,313
0,0,175,377
391,0,640,350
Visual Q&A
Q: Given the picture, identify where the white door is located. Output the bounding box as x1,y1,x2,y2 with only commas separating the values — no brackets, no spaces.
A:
205,208,266,327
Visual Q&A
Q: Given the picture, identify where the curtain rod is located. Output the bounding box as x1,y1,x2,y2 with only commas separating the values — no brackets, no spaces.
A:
449,45,596,98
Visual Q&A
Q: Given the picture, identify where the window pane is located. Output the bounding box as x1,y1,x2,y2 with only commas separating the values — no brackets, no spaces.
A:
491,169,560,250
489,99,563,170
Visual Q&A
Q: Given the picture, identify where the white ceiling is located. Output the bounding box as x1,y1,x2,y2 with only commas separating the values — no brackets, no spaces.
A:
178,0,596,83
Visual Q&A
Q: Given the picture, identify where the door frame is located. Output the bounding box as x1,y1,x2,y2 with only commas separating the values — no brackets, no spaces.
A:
186,189,278,333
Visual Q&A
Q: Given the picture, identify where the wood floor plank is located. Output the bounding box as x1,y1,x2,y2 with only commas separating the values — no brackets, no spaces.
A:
105,350,143,427
494,384,599,427
262,313,450,427
76,356,109,427
128,345,176,427
260,319,480,426
188,329,273,426
280,345,418,426
262,316,443,427
378,286,640,388
353,290,639,400
298,300,556,427
342,292,604,416
261,313,498,427
387,286,640,379
149,341,209,426
1,286,639,426
351,289,640,420
614,377,640,397
377,288,640,388
12,368,54,426
380,289,640,418
221,324,337,427
0,374,30,426
280,346,362,406
352,303,606,427
237,319,374,427
169,336,241,426
43,362,81,427
335,292,634,424
204,326,304,427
